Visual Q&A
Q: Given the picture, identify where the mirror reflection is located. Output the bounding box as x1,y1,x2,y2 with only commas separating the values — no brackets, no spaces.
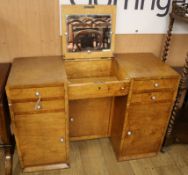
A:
66,15,112,52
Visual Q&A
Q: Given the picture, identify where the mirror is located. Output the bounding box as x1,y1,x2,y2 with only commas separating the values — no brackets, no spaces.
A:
66,15,112,53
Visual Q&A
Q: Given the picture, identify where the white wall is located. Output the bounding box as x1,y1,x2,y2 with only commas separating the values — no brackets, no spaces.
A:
60,0,188,34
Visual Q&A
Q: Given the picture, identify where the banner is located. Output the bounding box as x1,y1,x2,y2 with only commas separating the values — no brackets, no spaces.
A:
59,0,188,34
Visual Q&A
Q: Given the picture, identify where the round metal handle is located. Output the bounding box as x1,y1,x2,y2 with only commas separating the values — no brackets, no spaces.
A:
121,87,125,90
35,91,40,96
60,137,64,143
154,83,159,88
127,131,132,136
151,96,156,100
70,118,74,122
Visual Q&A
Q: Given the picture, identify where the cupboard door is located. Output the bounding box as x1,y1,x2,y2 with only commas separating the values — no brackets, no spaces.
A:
14,112,68,167
122,103,172,158
69,98,112,139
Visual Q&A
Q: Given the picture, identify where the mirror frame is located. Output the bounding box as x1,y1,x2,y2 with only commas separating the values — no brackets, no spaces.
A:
62,5,116,59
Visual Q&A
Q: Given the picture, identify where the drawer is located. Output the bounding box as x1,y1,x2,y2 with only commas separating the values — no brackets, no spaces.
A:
68,82,129,100
132,78,178,92
8,86,64,101
12,99,65,115
131,91,174,104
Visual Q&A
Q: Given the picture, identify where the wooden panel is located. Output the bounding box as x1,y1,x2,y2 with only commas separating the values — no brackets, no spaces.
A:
122,103,172,158
65,59,112,79
6,57,67,88
0,0,187,66
132,78,179,92
115,34,164,56
0,0,61,62
12,99,65,115
115,34,188,67
110,96,127,156
14,112,68,167
130,91,174,104
8,86,64,101
115,54,179,79
68,81,129,100
69,98,112,139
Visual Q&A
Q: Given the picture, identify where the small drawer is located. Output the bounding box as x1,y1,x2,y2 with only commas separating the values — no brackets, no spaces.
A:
132,78,178,92
131,91,174,104
68,82,129,100
12,99,65,115
8,86,64,101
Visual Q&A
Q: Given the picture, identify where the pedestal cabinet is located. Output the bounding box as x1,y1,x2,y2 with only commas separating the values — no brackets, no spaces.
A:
111,53,180,160
6,57,69,172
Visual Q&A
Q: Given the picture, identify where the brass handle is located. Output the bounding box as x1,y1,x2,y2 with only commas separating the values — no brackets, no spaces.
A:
151,96,156,100
154,83,159,87
121,87,125,90
70,118,74,122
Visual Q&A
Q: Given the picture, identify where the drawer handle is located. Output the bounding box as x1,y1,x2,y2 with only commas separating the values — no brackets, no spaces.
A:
70,117,74,122
121,87,125,90
60,137,64,143
154,83,159,87
127,131,132,136
151,96,156,100
35,91,40,96
35,92,42,110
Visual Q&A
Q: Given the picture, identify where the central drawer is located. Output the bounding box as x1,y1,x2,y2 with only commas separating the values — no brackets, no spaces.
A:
68,81,129,100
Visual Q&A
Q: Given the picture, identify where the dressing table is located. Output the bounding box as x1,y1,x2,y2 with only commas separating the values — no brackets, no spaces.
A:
6,5,180,173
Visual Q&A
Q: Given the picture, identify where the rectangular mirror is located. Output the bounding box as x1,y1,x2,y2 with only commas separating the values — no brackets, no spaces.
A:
62,5,116,59
66,15,112,53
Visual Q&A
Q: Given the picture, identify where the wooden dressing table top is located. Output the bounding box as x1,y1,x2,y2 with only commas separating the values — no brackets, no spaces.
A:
7,56,67,88
115,53,179,80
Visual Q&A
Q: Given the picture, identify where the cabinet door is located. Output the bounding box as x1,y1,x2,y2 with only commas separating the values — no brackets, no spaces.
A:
14,112,68,167
69,98,112,139
122,103,172,158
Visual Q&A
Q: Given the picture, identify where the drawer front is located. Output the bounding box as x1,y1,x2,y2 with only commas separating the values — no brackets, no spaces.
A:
122,102,172,157
69,82,129,100
131,91,174,104
8,86,64,101
132,78,178,92
12,100,65,115
14,112,68,166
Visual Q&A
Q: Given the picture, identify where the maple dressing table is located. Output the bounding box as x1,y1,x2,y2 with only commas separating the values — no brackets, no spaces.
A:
6,5,180,173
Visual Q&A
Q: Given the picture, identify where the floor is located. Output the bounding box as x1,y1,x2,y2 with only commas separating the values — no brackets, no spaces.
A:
0,138,188,175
